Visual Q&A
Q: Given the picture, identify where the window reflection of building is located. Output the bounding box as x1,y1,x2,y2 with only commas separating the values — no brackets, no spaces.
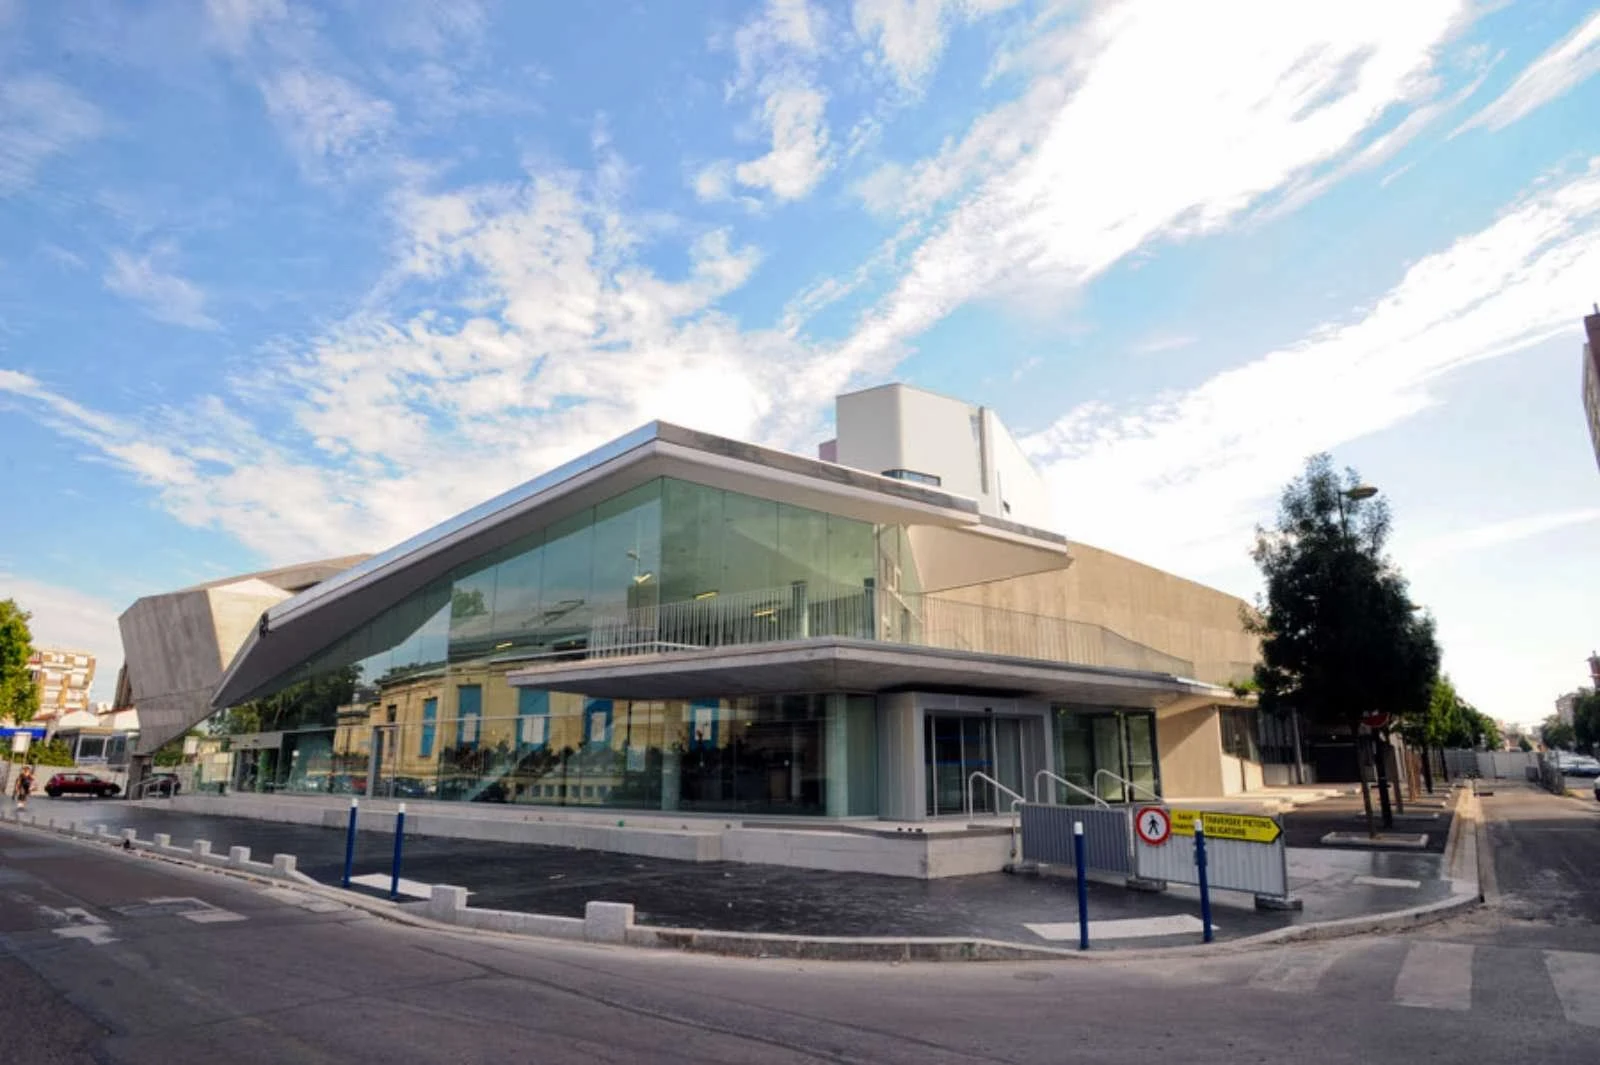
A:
213,477,894,814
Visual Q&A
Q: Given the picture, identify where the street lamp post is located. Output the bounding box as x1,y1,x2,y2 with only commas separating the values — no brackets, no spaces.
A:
1336,483,1390,835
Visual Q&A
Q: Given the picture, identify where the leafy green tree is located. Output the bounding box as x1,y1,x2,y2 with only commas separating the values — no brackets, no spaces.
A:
4,738,74,766
1572,690,1600,751
1476,712,1501,750
213,666,360,736
0,599,40,724
1250,455,1440,832
1519,735,1534,753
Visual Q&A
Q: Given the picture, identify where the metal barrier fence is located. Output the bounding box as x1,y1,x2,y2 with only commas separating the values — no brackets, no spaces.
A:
1019,803,1133,877
1132,808,1290,900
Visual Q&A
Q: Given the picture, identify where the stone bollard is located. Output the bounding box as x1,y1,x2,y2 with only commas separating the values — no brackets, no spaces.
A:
227,845,251,867
193,839,212,858
95,824,111,839
122,828,138,846
154,833,171,849
271,854,297,877
426,885,469,921
584,901,635,944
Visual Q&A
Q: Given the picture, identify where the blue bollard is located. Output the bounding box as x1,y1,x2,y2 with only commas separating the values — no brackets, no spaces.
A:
342,797,358,889
1073,820,1089,951
1195,819,1213,944
389,802,407,901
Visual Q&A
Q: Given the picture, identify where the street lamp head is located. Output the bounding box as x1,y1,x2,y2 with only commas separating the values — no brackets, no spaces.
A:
1344,484,1379,501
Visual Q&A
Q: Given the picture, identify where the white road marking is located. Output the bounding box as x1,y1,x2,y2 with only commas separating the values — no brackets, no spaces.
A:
1247,945,1351,993
45,906,117,946
1394,942,1473,1011
262,887,348,914
1353,875,1422,889
1544,951,1600,1027
1026,915,1209,942
349,873,435,900
182,909,246,924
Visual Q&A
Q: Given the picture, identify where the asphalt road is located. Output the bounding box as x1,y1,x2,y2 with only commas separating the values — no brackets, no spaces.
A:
5,787,1600,1064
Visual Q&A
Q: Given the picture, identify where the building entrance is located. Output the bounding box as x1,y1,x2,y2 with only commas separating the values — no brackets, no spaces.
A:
924,714,1028,816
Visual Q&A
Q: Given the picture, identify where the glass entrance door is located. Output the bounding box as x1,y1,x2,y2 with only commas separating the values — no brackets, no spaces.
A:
924,714,1027,816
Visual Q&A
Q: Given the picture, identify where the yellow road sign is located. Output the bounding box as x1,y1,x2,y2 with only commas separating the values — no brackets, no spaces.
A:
1169,808,1281,844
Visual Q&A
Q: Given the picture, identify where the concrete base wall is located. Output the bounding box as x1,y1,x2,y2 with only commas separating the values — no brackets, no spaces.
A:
149,793,1018,878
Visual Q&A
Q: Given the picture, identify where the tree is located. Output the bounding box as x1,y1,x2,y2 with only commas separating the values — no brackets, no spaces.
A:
1572,690,1600,751
1542,715,1577,750
1519,735,1534,753
1250,455,1440,834
0,599,40,724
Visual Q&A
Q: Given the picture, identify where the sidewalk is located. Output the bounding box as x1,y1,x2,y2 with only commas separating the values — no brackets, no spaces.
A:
6,793,1476,953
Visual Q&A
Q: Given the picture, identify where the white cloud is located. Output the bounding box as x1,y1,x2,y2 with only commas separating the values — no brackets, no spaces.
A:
1408,508,1600,566
702,0,835,203
0,164,855,564
1456,10,1600,134
263,68,396,169
0,576,125,704
852,0,1020,91
837,1,1473,375
0,75,103,196
1024,158,1600,583
103,248,219,330
203,0,288,53
733,85,832,201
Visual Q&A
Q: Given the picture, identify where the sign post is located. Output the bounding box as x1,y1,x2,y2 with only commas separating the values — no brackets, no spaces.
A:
390,802,407,900
342,797,359,889
1073,820,1089,951
1194,819,1213,944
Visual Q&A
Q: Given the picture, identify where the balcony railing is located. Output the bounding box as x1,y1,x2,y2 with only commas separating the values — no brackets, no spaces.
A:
580,583,1194,677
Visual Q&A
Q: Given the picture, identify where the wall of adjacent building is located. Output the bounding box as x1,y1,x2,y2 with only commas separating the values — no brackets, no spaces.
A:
930,541,1259,687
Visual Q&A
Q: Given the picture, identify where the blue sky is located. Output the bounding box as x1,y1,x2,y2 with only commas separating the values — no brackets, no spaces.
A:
2,0,1598,725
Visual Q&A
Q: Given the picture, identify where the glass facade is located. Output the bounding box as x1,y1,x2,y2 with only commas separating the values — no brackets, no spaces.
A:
1049,707,1160,804
210,477,900,816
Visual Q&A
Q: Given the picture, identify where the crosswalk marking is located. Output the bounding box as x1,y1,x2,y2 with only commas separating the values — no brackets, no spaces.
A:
1247,944,1351,993
1394,943,1473,1010
1544,951,1600,1028
1353,875,1422,889
349,873,435,900
1026,915,1208,941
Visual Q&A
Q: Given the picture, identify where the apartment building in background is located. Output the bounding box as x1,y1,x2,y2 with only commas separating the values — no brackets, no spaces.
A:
27,647,96,718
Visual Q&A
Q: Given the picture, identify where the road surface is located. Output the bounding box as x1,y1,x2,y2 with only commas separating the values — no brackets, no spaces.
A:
2,784,1596,1063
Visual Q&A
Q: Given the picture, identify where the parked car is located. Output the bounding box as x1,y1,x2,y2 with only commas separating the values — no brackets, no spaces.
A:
43,772,121,799
1561,755,1600,778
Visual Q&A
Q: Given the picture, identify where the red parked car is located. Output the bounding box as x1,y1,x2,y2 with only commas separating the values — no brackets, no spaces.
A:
43,772,121,799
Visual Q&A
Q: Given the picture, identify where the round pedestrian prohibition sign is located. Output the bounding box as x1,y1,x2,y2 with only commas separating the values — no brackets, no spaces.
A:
1135,806,1171,845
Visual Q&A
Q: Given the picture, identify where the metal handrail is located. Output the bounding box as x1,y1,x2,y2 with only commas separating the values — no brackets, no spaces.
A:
1033,769,1110,807
965,771,1026,864
130,776,177,800
1093,768,1161,804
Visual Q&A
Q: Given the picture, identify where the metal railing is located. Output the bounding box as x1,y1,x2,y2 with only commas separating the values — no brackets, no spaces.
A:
966,771,1026,862
579,583,1194,676
1092,768,1161,805
1033,769,1110,807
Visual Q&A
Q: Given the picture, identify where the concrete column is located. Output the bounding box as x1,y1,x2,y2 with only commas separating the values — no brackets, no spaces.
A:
826,694,849,817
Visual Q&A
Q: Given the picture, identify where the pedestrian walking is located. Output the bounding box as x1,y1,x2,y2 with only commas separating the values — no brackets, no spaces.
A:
14,763,34,810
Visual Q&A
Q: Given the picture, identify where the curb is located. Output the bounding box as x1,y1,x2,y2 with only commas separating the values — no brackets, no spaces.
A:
0,805,1479,964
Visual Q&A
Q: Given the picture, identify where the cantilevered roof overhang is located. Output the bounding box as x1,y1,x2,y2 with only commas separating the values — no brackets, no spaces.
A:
504,640,1226,709
212,422,1070,710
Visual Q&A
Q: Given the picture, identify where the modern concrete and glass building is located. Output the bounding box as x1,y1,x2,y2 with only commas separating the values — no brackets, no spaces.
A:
182,385,1262,820
1585,305,1600,474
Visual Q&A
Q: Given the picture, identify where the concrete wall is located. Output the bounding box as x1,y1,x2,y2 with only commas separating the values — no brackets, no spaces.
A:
877,692,920,821
837,385,986,501
980,408,1054,531
833,384,1053,530
933,541,1259,687
1155,704,1226,798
